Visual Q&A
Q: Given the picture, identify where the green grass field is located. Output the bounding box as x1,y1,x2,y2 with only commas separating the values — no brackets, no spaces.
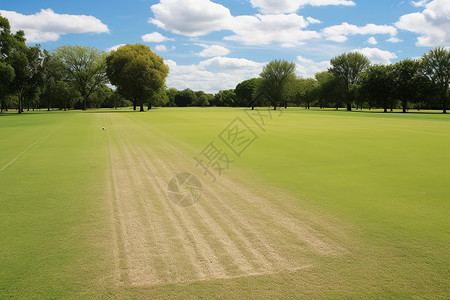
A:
1,107,449,299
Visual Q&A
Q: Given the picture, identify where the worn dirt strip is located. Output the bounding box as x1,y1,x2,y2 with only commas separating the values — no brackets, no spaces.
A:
104,114,349,286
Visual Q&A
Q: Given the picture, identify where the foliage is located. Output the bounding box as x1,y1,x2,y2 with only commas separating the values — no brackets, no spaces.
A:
106,44,169,111
54,45,107,110
174,88,196,107
257,60,296,110
421,47,450,113
213,89,236,107
235,78,257,107
314,71,343,109
288,77,317,109
360,65,394,112
329,52,370,111
392,59,425,113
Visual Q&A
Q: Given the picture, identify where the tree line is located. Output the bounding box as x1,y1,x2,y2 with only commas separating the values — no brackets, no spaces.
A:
1,14,449,114
171,49,448,114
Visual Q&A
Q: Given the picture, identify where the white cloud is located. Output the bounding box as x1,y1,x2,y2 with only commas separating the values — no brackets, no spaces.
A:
0,8,109,43
141,32,173,43
199,57,265,70
149,0,233,37
396,0,450,47
352,47,397,65
296,56,330,78
306,17,322,24
165,57,264,93
323,22,397,42
411,0,430,7
106,44,125,52
387,37,402,43
367,37,378,45
225,13,320,46
249,0,356,14
155,45,168,52
149,1,320,47
198,45,230,57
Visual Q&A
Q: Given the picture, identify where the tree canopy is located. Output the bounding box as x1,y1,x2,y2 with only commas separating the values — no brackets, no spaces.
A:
257,60,296,110
54,45,107,110
329,52,370,111
106,44,169,112
421,47,450,113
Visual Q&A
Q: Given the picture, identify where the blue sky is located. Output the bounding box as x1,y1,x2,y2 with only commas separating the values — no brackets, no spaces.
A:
1,0,449,93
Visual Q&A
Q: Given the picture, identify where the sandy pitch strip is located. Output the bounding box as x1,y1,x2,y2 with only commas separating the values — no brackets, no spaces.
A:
104,116,349,286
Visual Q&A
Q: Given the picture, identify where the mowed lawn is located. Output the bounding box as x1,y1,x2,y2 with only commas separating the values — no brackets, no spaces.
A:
0,107,449,299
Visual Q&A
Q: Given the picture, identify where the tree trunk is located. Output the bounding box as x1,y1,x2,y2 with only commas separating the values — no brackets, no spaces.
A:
140,98,144,112
443,96,447,114
402,100,407,113
18,93,23,114
133,100,136,111
346,102,351,111
251,105,254,110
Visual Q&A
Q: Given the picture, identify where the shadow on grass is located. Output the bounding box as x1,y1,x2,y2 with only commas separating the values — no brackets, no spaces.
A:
351,110,446,115
0,108,161,116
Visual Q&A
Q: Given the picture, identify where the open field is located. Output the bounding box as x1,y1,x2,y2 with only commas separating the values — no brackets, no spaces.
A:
0,107,449,299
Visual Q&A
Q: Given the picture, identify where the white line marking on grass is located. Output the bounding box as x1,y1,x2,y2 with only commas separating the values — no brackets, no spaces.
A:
0,135,49,173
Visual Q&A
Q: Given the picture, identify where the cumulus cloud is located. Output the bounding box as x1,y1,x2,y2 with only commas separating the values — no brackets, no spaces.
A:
150,0,321,47
141,32,173,43
199,57,265,70
410,0,430,7
197,45,230,57
0,8,109,43
225,13,320,46
352,47,397,65
296,56,330,78
106,44,125,52
155,45,168,52
367,37,378,45
149,0,233,36
322,22,397,42
387,37,402,43
395,0,450,47
249,0,356,14
165,57,264,93
306,17,322,24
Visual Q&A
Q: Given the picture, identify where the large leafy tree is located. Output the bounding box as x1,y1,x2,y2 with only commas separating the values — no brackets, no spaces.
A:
0,16,15,112
213,89,236,107
22,45,44,111
257,60,296,110
314,71,342,109
148,87,169,109
0,61,14,112
55,45,107,110
174,88,196,107
360,65,394,112
288,77,317,109
106,44,169,112
421,47,450,114
235,78,257,109
0,16,30,113
7,31,43,114
329,52,370,111
41,50,65,111
392,59,424,113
